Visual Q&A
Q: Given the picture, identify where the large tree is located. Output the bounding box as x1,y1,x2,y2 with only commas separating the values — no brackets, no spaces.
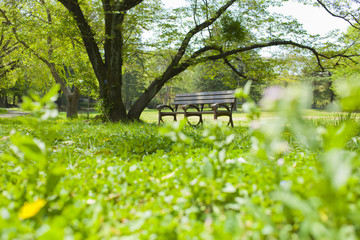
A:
55,0,329,122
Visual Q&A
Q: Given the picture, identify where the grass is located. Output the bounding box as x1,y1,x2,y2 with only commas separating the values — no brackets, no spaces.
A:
0,108,8,114
139,108,352,125
4,107,351,124
1,108,360,239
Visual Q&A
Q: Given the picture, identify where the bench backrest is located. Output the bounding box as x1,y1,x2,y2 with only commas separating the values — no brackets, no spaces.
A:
173,90,236,109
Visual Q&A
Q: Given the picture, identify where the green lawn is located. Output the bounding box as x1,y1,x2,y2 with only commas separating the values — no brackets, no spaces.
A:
1,107,360,239
40,108,356,124
139,108,353,125
0,108,8,114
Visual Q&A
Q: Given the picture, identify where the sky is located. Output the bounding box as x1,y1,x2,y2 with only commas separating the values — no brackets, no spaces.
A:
270,1,350,36
163,0,350,36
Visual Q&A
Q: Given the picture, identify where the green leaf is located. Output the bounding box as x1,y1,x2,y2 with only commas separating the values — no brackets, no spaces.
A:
10,134,48,170
46,167,65,195
202,159,214,179
335,76,360,111
321,150,354,190
40,84,60,104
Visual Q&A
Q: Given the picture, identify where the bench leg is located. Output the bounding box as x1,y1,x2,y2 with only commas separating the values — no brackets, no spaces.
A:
184,114,203,126
214,112,234,127
158,113,162,125
158,113,178,125
228,115,234,127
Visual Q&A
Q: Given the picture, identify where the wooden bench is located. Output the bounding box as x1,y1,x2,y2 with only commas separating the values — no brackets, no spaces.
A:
156,90,236,127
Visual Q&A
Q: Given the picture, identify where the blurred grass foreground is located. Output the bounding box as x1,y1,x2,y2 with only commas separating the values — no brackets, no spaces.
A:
1,81,360,239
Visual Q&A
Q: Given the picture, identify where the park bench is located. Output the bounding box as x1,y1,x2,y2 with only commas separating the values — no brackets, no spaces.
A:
156,90,237,127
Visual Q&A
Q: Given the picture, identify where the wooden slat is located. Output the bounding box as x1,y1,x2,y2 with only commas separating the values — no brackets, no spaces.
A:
173,99,235,105
176,90,235,97
174,95,235,101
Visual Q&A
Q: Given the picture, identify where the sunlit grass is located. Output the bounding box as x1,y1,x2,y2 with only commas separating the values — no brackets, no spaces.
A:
0,108,8,114
2,107,354,126
1,105,360,239
139,108,352,126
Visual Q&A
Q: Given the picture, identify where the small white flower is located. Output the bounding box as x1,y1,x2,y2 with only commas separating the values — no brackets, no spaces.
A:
280,180,292,190
260,86,285,110
277,158,285,166
190,178,198,186
204,217,213,227
250,120,261,130
86,199,96,205
271,141,289,155
225,159,235,164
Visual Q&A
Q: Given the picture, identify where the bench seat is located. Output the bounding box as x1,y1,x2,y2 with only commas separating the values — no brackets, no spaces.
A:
157,90,236,127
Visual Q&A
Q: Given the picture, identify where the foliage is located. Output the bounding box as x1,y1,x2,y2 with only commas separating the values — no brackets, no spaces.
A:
334,75,360,111
330,26,360,78
188,61,233,92
220,13,248,43
0,0,98,117
21,84,60,121
2,57,360,240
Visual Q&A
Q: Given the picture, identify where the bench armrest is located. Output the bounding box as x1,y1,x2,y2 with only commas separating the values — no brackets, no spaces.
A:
211,103,231,112
181,104,201,112
157,104,175,112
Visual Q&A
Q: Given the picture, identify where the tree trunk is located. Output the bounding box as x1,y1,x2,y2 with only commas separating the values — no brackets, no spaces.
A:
0,92,4,107
17,94,22,104
128,79,166,120
328,81,336,103
128,66,186,120
66,87,80,118
102,4,127,122
48,63,79,118
4,93,9,108
106,79,127,121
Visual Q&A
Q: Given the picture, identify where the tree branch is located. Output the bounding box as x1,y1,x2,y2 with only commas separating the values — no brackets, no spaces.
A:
222,57,248,79
201,40,325,71
57,0,106,82
0,8,49,64
316,0,359,30
171,0,236,66
118,0,144,12
189,45,249,79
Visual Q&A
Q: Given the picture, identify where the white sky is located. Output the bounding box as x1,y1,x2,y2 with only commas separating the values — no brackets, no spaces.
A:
270,1,350,35
163,0,187,8
163,0,350,36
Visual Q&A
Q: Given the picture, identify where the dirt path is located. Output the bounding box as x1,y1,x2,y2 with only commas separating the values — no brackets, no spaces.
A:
0,109,30,118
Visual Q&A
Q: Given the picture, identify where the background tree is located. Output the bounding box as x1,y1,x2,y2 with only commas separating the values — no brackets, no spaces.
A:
0,34,18,79
279,0,360,108
0,20,21,107
296,0,360,73
0,0,97,117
